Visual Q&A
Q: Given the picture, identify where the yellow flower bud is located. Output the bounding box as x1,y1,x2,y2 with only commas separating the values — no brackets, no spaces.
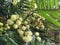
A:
22,26,26,30
41,25,44,29
26,25,30,29
7,19,14,25
36,37,41,41
16,20,21,25
19,17,23,21
0,28,3,31
12,0,20,5
7,26,10,29
13,24,18,29
17,29,24,36
35,32,39,36
23,36,32,43
24,21,28,25
0,22,3,26
25,31,32,36
36,26,39,29
11,14,17,21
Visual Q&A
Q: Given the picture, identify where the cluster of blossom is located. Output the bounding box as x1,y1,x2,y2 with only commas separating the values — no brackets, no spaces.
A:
6,14,33,42
0,13,45,43
25,13,45,30
35,32,41,41
7,14,42,43
0,22,10,32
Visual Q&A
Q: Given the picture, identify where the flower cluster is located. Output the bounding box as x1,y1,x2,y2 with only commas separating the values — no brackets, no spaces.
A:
17,26,33,43
24,13,45,30
0,22,10,31
7,14,33,43
0,13,45,43
35,32,41,41
7,14,22,26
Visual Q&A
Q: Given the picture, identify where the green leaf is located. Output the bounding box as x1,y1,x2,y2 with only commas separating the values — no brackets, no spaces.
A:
46,11,60,20
50,0,55,9
55,0,59,9
37,10,60,27
6,38,18,45
47,24,60,30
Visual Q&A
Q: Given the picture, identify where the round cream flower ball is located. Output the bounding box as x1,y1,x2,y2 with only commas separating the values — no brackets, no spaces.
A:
36,26,39,29
13,24,18,29
17,29,24,36
16,20,21,25
35,32,39,36
12,0,20,5
41,25,45,29
22,26,26,30
7,19,14,25
0,22,3,26
26,25,30,29
0,28,3,31
11,14,17,21
7,26,10,29
19,17,23,21
5,24,10,29
24,21,28,25
36,37,41,41
37,18,40,21
23,36,32,43
25,31,32,36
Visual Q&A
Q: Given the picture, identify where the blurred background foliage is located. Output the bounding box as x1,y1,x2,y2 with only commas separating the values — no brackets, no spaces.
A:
0,0,60,45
